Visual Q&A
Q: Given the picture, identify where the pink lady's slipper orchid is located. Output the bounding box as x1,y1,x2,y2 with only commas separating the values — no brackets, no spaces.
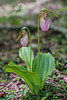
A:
20,30,28,47
40,12,50,31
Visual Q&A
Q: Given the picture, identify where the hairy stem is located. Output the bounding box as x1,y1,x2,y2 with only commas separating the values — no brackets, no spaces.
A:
27,27,32,71
37,13,40,73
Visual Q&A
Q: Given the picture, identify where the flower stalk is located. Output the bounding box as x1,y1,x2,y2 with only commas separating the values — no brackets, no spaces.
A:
37,12,40,73
26,27,32,71
37,8,58,72
16,27,32,71
22,27,32,71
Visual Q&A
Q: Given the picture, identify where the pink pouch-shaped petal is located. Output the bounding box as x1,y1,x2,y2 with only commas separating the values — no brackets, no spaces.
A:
40,18,50,31
45,20,50,31
20,32,28,47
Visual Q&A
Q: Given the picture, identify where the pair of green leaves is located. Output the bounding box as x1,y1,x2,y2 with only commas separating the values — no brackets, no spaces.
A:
4,47,55,95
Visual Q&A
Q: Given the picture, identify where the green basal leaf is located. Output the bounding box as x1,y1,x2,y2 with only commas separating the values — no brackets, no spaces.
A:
19,47,34,71
32,53,55,86
9,61,28,71
3,61,40,95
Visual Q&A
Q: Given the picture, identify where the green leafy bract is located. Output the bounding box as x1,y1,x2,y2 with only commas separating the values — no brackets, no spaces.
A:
3,61,40,95
41,8,58,18
16,31,22,41
19,47,34,71
32,53,55,86
46,9,59,18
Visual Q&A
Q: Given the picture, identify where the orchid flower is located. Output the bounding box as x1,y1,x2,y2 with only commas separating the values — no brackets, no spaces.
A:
20,30,28,47
40,12,50,31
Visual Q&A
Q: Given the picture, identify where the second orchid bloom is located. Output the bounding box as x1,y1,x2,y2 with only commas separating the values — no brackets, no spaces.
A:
20,30,28,47
40,12,50,31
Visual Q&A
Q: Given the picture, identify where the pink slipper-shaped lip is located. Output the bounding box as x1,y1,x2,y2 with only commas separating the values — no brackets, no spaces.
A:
40,12,50,31
20,30,28,47
40,18,50,31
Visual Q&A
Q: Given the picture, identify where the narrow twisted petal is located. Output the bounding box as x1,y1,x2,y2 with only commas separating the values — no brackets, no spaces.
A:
40,18,50,31
20,33,28,47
